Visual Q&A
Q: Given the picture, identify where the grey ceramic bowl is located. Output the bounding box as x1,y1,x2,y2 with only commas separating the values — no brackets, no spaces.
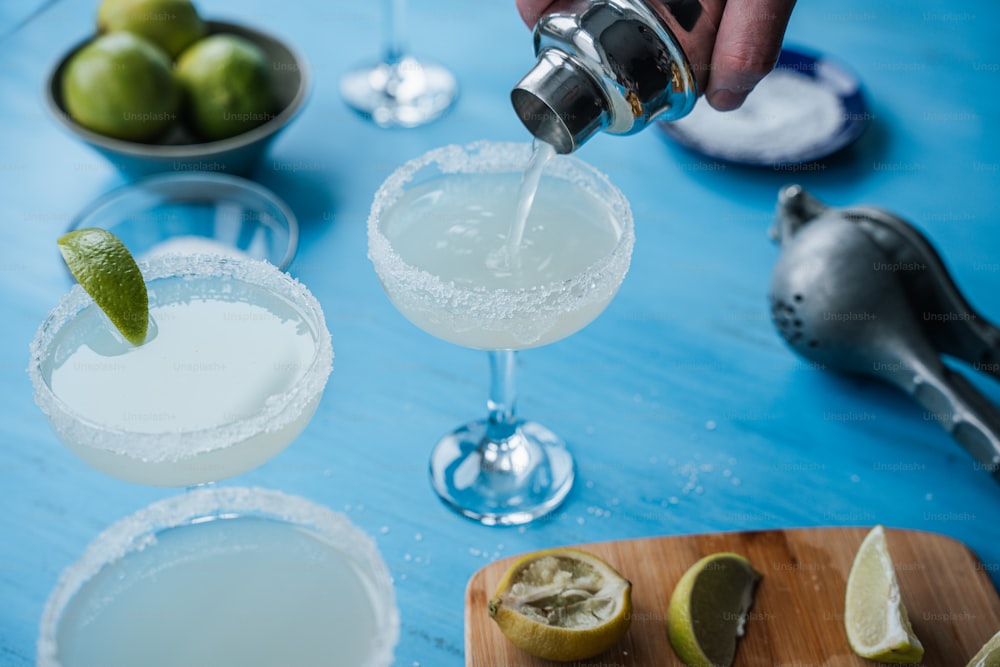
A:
45,20,310,179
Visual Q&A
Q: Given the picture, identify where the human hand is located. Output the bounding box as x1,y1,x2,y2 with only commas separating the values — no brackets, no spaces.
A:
514,0,797,111
704,0,796,110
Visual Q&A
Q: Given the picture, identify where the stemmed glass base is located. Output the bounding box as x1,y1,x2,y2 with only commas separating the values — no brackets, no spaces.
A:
430,419,574,526
428,350,574,526
340,57,457,128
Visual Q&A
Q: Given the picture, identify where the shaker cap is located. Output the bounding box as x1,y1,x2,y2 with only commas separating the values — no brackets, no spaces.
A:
510,0,701,153
511,49,609,154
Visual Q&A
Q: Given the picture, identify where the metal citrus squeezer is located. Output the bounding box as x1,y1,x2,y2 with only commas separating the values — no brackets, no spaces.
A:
769,184,1000,483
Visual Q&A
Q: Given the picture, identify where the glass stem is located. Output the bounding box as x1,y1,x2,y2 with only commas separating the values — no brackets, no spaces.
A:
383,0,407,64
486,350,518,441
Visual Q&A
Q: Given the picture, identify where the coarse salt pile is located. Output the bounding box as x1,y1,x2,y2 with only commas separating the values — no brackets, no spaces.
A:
668,68,845,164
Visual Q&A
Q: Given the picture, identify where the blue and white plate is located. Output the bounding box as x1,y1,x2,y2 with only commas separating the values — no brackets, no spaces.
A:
658,45,869,166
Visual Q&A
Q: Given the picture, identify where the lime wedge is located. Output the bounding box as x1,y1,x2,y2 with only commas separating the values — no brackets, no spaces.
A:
667,552,761,667
966,629,1000,667
57,228,148,345
488,547,632,662
844,525,924,663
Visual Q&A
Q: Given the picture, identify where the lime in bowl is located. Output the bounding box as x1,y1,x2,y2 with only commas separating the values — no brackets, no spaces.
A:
38,486,399,667
45,20,309,178
28,253,333,487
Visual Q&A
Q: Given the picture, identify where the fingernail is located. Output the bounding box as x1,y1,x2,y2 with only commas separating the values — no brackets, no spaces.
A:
706,88,746,111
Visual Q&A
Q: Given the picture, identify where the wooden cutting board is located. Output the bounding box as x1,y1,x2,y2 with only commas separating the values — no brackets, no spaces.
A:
465,527,1000,666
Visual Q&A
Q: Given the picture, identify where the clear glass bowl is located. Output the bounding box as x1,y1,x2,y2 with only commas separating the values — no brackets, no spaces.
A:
67,172,298,271
38,487,399,667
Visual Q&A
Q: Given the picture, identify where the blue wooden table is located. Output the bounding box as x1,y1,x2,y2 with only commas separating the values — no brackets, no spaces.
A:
1,1,998,665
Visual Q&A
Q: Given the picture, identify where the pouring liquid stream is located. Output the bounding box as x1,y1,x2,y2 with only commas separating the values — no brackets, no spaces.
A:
498,139,557,267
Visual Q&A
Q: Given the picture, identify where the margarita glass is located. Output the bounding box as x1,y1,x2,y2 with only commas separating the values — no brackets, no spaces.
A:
28,254,333,487
340,0,457,127
38,486,399,667
368,141,634,525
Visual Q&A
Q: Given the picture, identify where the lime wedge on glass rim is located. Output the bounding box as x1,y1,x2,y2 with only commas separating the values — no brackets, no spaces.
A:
844,525,924,663
57,228,148,346
667,552,762,667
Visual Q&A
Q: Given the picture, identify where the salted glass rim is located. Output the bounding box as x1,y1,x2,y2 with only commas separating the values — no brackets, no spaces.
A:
37,486,400,667
27,253,334,463
366,140,635,306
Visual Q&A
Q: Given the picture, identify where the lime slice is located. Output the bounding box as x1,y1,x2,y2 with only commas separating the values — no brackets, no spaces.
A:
488,547,632,662
667,552,761,667
58,228,148,345
966,629,1000,667
844,525,924,663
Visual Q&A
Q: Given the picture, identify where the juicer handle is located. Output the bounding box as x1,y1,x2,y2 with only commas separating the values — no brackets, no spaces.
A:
909,363,1000,484
846,205,1000,381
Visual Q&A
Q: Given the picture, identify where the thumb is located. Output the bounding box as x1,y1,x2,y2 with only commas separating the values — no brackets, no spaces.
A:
705,0,796,110
516,0,559,27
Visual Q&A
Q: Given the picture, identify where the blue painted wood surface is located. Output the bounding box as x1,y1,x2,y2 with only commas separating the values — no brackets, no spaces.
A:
1,1,998,665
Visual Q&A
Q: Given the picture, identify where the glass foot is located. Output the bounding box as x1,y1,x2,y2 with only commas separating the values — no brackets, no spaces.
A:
340,56,458,128
429,419,574,526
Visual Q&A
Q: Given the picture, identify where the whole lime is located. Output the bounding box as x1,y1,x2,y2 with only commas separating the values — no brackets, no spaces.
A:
61,32,180,142
175,34,277,141
97,0,206,59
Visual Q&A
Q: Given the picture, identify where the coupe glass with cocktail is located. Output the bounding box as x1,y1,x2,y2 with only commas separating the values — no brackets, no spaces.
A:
37,486,399,667
368,141,634,525
29,251,333,487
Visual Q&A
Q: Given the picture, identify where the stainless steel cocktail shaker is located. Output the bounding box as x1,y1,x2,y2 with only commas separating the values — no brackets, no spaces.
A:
511,0,721,153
